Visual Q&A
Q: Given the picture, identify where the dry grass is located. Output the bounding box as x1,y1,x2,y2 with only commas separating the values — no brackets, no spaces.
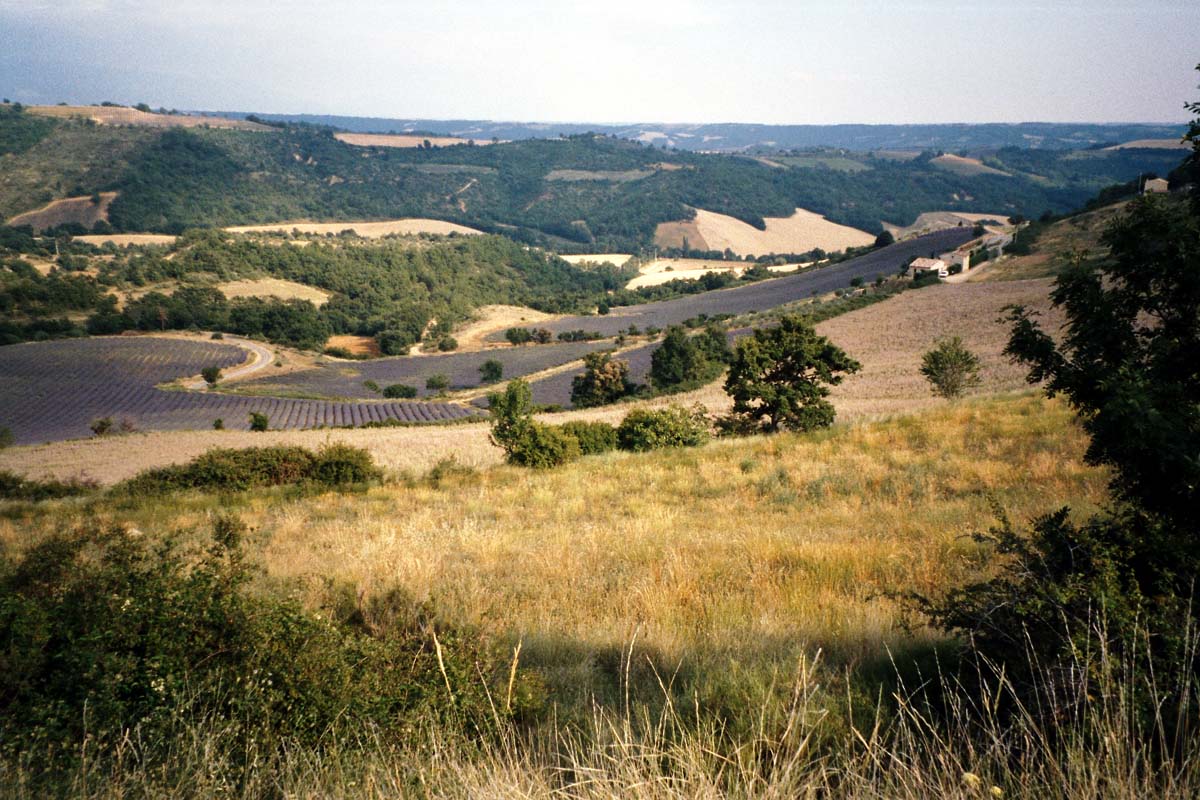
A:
885,210,1014,240
626,257,804,289
217,277,331,306
325,334,382,357
929,154,1011,177
225,219,483,237
333,132,484,148
1104,138,1189,150
975,202,1129,282
656,208,874,256
73,233,177,247
559,254,634,268
25,105,269,130
449,305,559,351
6,191,116,231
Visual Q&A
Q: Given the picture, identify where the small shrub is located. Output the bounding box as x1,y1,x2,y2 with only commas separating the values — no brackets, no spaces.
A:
210,331,224,340
0,469,97,501
310,443,382,485
200,366,222,385
436,336,458,352
213,418,224,430
363,379,380,393
90,417,113,436
248,412,269,432
559,420,618,455
383,383,418,399
617,405,710,452
479,359,504,384
425,374,450,392
508,422,581,468
920,336,982,399
117,417,136,434
323,346,354,359
505,327,532,345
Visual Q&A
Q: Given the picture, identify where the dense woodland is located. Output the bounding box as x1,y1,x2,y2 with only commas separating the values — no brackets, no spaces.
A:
0,108,1188,251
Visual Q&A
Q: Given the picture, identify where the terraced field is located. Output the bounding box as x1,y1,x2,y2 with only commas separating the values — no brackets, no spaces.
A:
0,338,479,444
237,340,615,399
521,229,976,339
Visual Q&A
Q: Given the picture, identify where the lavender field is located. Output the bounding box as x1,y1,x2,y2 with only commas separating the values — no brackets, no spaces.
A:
0,338,479,445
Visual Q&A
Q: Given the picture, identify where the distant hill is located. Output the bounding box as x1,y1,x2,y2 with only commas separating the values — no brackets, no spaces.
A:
0,105,1189,252
210,112,1188,153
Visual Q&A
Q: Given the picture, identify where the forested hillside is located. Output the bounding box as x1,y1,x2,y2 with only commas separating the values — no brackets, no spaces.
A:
0,108,1188,250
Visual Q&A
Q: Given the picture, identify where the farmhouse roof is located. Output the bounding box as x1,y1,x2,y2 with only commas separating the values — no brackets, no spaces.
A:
910,257,945,270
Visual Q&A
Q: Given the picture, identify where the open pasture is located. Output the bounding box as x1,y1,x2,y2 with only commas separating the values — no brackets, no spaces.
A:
0,338,478,445
217,277,331,306
930,153,1011,177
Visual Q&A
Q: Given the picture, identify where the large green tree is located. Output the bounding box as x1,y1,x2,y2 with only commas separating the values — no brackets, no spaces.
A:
723,315,860,433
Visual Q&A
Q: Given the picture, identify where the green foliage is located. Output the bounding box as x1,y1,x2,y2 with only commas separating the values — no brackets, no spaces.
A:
212,418,224,430
649,325,729,392
200,365,222,385
506,327,533,345
723,315,861,433
0,517,517,778
570,351,638,408
616,405,710,452
487,379,580,468
118,443,380,494
0,105,56,156
479,359,504,384
559,420,618,455
90,416,113,436
362,379,380,392
874,230,895,248
383,383,418,399
248,411,269,432
920,336,982,398
0,470,96,501
425,373,450,392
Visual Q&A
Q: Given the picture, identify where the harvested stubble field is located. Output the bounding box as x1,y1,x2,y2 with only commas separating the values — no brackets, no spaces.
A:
626,258,802,290
0,337,479,445
655,207,875,256
216,277,331,306
885,210,1015,240
929,153,1011,177
224,219,483,237
333,132,478,148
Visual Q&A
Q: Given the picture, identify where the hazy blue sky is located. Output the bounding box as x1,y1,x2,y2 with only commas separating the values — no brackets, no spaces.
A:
1,1,1196,124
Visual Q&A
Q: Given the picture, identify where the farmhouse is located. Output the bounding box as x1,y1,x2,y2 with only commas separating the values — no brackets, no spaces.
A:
1143,177,1169,194
910,257,948,278
941,250,971,271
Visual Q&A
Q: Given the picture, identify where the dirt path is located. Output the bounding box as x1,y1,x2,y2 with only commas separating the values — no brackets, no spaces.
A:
182,337,275,389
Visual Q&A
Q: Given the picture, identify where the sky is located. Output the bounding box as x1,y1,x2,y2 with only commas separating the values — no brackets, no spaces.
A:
0,0,1196,125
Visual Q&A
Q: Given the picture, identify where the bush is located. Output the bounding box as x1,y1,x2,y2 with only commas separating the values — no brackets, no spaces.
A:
212,418,224,430
479,359,503,384
363,379,380,393
0,518,519,777
201,365,222,385
508,422,581,468
426,374,450,392
616,405,709,452
383,383,418,398
571,351,637,407
436,336,458,352
559,420,618,455
920,336,982,398
90,417,113,436
248,411,269,431
118,444,380,494
505,326,532,345
0,469,96,501
210,331,224,340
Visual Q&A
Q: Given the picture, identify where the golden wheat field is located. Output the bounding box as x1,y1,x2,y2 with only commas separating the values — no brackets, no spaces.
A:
216,277,332,306
225,219,483,237
333,132,479,148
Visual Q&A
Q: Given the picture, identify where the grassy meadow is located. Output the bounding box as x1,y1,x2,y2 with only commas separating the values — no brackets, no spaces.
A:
1,391,1130,797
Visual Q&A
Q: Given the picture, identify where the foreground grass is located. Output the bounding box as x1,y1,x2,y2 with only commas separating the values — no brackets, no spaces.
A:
2,393,1106,724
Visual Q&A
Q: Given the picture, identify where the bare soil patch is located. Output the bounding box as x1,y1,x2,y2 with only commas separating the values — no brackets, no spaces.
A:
217,277,331,307
7,192,117,232
325,335,382,357
225,219,483,237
